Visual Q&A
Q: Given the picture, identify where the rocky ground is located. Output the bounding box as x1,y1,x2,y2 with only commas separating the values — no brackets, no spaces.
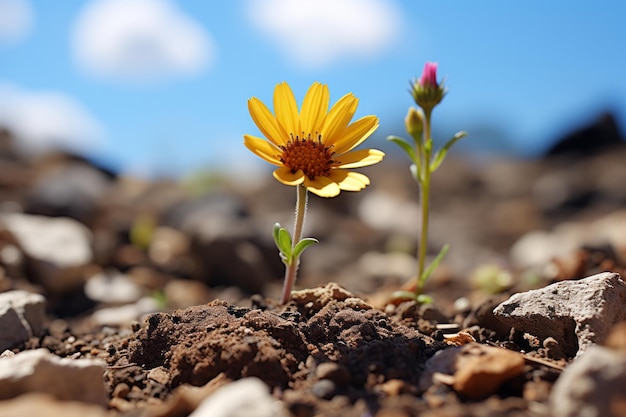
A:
1,113,626,417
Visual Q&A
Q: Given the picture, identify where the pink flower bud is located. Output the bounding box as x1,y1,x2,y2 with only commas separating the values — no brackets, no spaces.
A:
412,62,445,110
419,62,439,88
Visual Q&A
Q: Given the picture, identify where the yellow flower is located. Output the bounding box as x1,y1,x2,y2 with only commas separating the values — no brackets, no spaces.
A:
244,82,384,198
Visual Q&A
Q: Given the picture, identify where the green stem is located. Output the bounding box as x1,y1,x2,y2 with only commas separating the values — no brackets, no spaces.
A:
280,184,308,304
417,108,432,294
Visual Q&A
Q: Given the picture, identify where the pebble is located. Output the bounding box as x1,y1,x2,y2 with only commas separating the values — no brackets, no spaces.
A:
315,362,351,386
0,348,106,405
377,379,410,397
112,383,130,399
0,213,93,293
493,272,626,357
84,269,144,304
0,393,109,417
147,366,170,385
419,343,526,400
550,346,626,417
0,213,92,267
0,290,46,351
188,377,287,417
452,344,525,400
90,297,160,326
312,379,337,399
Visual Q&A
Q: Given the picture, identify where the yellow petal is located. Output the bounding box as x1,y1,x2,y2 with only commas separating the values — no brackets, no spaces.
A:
273,166,305,185
328,170,370,192
243,135,282,166
273,82,299,137
322,93,358,146
304,175,340,198
332,115,379,155
333,149,385,169
248,97,289,147
300,82,329,137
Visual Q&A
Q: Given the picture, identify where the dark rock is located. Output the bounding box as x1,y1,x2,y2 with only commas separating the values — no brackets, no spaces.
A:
162,193,282,293
545,112,624,157
24,154,114,224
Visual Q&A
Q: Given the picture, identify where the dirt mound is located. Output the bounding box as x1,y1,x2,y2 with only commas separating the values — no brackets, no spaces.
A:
126,285,439,398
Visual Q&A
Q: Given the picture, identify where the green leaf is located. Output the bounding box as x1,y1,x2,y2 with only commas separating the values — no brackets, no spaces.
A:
277,227,292,257
430,131,467,172
273,224,293,264
419,243,450,287
389,290,418,302
292,237,319,260
424,137,433,154
416,293,434,305
272,223,282,246
387,135,417,163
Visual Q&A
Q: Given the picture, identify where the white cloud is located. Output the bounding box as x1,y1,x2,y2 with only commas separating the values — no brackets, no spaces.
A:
247,0,402,68
0,0,33,45
72,0,215,83
0,84,105,155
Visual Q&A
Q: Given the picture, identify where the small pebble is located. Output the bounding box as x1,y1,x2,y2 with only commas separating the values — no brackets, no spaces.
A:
315,362,351,386
112,383,130,399
311,379,336,399
147,366,170,385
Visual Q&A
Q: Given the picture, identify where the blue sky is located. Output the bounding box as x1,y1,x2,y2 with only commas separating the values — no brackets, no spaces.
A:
1,0,625,178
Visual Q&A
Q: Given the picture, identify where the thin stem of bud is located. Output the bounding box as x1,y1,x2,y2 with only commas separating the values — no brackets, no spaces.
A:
417,108,433,293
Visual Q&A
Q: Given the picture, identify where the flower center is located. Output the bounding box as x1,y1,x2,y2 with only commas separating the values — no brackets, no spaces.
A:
280,133,334,179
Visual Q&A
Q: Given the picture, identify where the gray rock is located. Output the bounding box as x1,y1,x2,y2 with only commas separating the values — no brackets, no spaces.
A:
0,213,93,293
188,377,287,417
493,272,626,357
0,393,109,417
0,213,92,267
311,379,337,399
0,291,46,351
24,156,113,224
0,348,106,405
509,227,584,270
550,346,626,417
163,193,282,293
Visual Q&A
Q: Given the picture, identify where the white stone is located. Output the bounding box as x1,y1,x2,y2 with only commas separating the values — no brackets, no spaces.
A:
493,272,626,357
84,269,143,303
0,213,92,267
0,349,106,405
509,226,583,270
550,346,626,417
0,214,94,292
90,297,160,326
189,378,287,417
0,291,46,351
0,393,109,417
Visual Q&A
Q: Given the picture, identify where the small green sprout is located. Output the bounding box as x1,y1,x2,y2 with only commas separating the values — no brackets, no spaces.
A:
273,223,319,266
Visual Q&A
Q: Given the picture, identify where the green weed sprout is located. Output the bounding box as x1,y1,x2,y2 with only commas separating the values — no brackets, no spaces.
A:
388,62,467,303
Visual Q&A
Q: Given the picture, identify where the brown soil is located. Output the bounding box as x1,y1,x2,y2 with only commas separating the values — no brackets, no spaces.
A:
18,281,575,417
